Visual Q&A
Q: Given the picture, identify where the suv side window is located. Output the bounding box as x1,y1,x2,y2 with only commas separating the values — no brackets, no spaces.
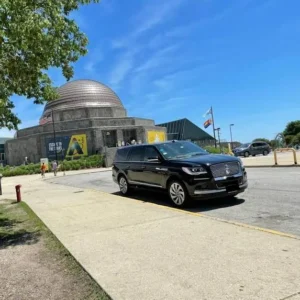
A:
252,143,259,148
144,146,160,161
114,148,130,162
128,146,145,162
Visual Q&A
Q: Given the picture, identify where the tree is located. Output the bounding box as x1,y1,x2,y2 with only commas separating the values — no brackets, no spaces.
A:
0,0,99,129
283,121,300,137
292,133,300,145
253,138,270,144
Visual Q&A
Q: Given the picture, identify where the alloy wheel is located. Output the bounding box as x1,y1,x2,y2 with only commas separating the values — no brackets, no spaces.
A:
169,182,186,206
119,177,128,194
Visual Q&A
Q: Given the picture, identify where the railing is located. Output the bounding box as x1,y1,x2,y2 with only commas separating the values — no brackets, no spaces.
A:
274,148,298,165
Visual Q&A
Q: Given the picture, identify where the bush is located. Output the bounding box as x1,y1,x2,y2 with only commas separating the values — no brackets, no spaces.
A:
1,155,104,177
205,146,230,154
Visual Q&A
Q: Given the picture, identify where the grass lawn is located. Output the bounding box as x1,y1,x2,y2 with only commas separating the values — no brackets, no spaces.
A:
0,200,111,300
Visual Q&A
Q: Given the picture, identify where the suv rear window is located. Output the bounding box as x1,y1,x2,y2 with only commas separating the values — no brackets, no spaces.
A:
114,147,130,162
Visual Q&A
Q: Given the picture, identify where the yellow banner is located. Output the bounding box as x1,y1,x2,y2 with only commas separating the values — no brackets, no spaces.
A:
66,134,88,157
147,131,166,144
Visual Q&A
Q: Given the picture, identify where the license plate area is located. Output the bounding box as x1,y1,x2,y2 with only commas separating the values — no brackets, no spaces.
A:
226,183,240,193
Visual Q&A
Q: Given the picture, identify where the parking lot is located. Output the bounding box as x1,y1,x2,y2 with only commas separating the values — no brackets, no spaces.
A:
48,167,300,237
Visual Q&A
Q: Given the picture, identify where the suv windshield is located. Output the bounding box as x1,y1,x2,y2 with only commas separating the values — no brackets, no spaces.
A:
155,141,207,159
240,143,250,148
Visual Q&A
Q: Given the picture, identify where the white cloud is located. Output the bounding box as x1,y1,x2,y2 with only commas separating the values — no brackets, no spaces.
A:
112,0,185,49
109,51,134,88
84,47,104,73
134,0,185,36
134,45,179,73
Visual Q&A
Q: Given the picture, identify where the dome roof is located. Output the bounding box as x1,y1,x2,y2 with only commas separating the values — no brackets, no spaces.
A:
42,80,124,115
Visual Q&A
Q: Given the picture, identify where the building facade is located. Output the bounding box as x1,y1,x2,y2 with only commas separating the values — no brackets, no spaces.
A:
5,80,166,166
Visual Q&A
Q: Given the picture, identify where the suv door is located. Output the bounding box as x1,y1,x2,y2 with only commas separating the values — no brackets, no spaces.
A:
127,146,145,183
142,146,168,188
250,143,260,155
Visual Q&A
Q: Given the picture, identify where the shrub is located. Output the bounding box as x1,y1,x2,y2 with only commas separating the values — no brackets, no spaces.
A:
205,146,230,154
1,154,104,177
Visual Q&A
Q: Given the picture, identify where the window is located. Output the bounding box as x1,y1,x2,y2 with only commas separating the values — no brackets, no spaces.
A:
155,141,207,159
115,148,130,162
103,130,117,148
128,146,145,161
144,146,160,161
123,129,137,144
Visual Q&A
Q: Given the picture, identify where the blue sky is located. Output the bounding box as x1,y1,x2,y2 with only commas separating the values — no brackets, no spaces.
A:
1,0,300,142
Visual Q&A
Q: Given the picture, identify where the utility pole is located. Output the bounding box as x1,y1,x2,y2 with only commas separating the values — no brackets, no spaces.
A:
230,124,234,150
51,110,58,163
215,127,221,153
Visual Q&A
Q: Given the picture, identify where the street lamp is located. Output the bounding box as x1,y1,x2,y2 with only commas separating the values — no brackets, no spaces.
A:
230,124,234,150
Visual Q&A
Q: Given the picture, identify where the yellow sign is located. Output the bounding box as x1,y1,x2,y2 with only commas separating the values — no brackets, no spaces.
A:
147,131,166,144
66,134,88,157
40,158,49,171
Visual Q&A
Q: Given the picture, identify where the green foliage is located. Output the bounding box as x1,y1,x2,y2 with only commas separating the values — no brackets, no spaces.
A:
283,120,300,137
204,146,230,154
0,0,99,129
292,133,300,145
253,138,270,144
0,155,104,177
284,135,294,145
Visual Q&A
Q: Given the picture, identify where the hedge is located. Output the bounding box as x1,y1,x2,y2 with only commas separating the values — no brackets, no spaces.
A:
204,146,230,154
0,155,104,177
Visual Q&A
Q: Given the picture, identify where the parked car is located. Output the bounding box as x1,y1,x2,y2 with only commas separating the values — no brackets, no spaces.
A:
112,141,248,207
233,141,271,157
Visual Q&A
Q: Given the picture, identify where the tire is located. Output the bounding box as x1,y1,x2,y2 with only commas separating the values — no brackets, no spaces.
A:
244,151,250,158
118,175,130,196
263,150,268,156
168,180,189,207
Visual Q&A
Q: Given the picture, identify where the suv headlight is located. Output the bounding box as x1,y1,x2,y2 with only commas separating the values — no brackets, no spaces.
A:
238,158,244,168
182,166,207,175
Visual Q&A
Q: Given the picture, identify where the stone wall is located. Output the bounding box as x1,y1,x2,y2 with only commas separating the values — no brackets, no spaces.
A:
6,117,166,166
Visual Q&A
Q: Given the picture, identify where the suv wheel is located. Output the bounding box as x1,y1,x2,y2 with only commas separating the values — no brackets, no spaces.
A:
263,150,268,156
168,180,189,207
244,151,250,158
118,175,130,195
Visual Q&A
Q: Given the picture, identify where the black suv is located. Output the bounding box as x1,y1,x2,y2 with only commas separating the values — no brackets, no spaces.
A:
112,141,248,207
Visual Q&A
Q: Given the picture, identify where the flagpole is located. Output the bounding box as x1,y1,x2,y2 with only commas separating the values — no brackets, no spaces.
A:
210,106,217,148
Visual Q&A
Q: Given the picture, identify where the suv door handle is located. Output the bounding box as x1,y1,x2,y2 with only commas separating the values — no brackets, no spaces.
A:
141,166,146,169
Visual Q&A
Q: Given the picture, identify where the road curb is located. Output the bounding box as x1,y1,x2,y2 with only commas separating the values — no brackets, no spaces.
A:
244,165,300,168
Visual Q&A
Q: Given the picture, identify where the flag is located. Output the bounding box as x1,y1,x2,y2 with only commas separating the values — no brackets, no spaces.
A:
204,119,212,129
203,107,212,118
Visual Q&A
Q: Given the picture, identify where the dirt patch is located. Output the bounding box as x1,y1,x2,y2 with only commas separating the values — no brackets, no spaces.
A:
0,200,110,300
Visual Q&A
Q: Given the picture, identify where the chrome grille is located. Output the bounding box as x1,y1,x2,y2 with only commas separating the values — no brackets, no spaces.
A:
210,162,240,178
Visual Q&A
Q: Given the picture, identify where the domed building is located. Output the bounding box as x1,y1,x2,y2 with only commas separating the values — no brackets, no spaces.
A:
5,79,166,166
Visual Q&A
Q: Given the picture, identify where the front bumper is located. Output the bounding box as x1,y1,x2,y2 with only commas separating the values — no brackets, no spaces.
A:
185,172,248,199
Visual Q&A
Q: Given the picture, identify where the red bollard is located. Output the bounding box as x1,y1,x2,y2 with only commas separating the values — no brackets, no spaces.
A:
15,185,22,202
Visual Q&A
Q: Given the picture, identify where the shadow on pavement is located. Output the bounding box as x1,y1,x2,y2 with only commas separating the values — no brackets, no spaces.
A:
112,188,245,213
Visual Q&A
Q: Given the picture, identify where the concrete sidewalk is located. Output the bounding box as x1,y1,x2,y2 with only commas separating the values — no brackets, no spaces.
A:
1,175,300,300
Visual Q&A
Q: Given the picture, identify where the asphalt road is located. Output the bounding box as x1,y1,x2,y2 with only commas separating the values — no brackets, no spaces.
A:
48,168,300,236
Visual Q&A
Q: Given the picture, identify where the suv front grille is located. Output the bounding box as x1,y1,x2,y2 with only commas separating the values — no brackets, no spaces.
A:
210,162,240,178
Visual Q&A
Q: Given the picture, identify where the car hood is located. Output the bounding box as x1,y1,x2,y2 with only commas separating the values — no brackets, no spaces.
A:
171,154,239,166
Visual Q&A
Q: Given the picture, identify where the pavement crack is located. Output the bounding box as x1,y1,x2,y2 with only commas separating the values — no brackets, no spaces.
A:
280,291,300,300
